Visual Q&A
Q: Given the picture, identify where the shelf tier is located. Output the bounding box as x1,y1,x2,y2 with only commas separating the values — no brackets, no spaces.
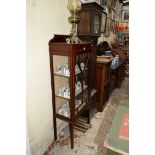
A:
56,102,87,119
91,89,97,97
54,68,88,77
76,102,87,114
55,95,70,100
54,73,69,78
55,85,88,100
75,85,88,96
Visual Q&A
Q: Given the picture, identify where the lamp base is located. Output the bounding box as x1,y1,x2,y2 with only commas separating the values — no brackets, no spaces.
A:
66,14,81,44
66,36,81,44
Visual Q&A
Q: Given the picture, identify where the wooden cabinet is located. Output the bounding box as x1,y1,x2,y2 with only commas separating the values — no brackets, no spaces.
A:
78,2,103,46
96,58,112,112
78,2,103,36
49,35,93,149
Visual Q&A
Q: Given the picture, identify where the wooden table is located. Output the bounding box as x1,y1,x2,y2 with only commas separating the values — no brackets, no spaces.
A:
96,56,112,112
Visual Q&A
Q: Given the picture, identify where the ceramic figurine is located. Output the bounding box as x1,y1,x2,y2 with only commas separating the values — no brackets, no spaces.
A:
58,88,63,96
58,98,70,117
75,83,78,90
63,64,69,76
77,81,82,90
75,99,82,108
59,107,63,115
75,64,80,73
66,86,70,97
83,80,86,86
57,65,63,74
63,66,66,75
80,63,85,71
64,89,67,97
66,83,69,89
78,99,82,105
56,63,70,75
67,89,70,97
75,81,81,91
65,68,70,76
64,101,70,117
64,110,68,117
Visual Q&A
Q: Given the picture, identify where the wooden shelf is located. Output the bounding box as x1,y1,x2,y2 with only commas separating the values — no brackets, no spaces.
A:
54,68,88,77
55,85,88,100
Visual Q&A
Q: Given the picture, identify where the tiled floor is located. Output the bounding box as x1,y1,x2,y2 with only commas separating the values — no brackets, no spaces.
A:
46,77,129,155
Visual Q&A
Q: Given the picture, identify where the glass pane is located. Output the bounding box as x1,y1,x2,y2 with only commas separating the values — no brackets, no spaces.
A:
55,97,70,118
75,52,89,72
75,52,89,96
53,55,70,77
75,52,89,115
94,15,100,34
75,88,88,114
53,55,70,118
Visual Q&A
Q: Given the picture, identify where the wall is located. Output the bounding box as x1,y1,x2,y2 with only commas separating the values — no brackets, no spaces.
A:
27,129,31,155
98,32,117,45
98,4,122,45
119,5,129,26
26,0,70,155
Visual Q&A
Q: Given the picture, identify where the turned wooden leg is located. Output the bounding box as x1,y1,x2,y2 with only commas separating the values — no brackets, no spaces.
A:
69,123,74,149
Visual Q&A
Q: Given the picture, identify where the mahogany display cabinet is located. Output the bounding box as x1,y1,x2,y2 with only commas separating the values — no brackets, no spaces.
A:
49,35,94,149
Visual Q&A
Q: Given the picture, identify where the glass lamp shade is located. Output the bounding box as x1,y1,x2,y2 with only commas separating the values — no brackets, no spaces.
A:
67,0,81,13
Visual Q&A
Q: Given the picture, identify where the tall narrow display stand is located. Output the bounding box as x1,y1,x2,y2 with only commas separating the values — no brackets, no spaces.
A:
49,35,93,149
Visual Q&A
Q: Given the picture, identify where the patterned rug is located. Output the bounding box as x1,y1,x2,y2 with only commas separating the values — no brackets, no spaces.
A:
95,78,129,155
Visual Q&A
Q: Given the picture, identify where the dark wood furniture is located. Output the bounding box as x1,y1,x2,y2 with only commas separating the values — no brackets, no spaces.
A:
109,48,127,93
49,35,94,149
77,2,104,116
118,31,129,77
78,2,103,46
111,48,126,80
96,58,112,112
110,62,124,92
